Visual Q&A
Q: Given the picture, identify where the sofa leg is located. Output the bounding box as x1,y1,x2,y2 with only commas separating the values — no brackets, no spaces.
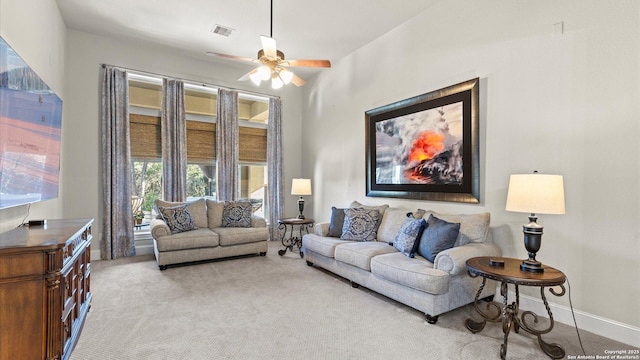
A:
259,252,267,256
159,265,167,271
306,260,314,266
350,281,360,288
425,314,439,324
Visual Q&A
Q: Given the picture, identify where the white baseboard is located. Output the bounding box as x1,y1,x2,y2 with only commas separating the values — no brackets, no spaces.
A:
135,244,154,256
505,290,640,348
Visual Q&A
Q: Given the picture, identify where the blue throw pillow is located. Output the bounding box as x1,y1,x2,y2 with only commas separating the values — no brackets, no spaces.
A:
327,207,346,238
417,214,460,262
340,208,380,242
393,216,427,257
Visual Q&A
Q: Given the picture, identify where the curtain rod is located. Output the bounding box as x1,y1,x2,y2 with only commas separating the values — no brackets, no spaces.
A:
100,63,280,100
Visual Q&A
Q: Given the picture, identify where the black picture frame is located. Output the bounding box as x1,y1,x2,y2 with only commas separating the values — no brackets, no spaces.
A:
365,78,480,203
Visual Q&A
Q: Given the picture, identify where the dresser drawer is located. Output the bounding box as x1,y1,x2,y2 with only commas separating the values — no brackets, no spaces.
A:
0,252,44,279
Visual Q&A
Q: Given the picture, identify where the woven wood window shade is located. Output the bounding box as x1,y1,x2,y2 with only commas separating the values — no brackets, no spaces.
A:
130,114,161,161
130,114,266,164
186,120,216,164
239,126,267,163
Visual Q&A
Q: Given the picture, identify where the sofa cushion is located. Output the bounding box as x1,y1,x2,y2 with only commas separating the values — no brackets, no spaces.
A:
206,200,225,228
303,234,355,258
393,217,427,257
417,215,460,262
213,227,269,246
154,228,219,252
370,252,450,295
222,201,253,228
425,211,490,246
327,207,346,238
341,208,380,242
157,204,199,234
377,208,426,243
156,198,207,228
334,242,398,271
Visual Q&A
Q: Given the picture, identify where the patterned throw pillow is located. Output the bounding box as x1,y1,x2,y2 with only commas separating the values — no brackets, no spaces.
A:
157,204,198,234
221,201,253,228
417,214,461,262
393,216,427,257
340,208,380,242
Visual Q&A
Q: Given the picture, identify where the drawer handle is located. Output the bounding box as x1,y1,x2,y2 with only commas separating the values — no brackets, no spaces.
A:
65,282,70,290
64,324,69,334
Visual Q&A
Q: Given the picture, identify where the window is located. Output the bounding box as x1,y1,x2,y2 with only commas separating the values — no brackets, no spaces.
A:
127,76,270,216
238,94,269,217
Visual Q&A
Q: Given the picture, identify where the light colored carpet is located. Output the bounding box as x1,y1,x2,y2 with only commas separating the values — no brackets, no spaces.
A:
71,242,630,360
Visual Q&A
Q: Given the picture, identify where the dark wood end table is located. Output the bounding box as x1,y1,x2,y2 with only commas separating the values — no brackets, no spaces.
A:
277,218,314,257
465,256,567,360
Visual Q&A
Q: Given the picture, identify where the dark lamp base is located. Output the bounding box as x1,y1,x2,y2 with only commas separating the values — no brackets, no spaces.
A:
520,259,544,273
297,214,305,219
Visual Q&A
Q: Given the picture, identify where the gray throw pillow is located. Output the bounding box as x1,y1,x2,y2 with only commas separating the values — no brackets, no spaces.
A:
340,208,380,242
222,201,253,228
417,214,460,262
157,204,198,234
393,216,427,257
327,207,346,238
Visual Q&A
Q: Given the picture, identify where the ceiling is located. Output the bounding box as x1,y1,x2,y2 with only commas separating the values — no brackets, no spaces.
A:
56,0,439,76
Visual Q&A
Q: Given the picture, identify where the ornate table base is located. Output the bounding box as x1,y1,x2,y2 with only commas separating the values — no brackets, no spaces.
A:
277,218,314,257
466,278,566,359
465,257,567,360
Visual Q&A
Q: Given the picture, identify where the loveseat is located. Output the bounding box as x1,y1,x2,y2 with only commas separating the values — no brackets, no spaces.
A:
150,198,269,270
302,201,501,324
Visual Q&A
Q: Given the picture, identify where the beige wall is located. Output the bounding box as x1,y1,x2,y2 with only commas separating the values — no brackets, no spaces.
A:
302,0,639,345
0,0,66,233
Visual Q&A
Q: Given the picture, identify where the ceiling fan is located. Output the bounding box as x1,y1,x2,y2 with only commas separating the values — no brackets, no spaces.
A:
206,0,331,89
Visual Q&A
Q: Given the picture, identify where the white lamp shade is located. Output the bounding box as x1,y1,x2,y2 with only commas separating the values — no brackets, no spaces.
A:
505,174,565,214
279,68,294,84
271,76,284,89
257,66,271,81
291,178,312,196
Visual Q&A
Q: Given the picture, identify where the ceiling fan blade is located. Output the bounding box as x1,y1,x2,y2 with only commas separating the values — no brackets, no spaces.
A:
290,73,306,87
285,59,331,68
207,52,258,63
238,68,259,82
260,35,277,59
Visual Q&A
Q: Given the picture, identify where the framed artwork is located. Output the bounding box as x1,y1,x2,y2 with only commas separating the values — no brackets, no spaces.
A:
365,78,480,203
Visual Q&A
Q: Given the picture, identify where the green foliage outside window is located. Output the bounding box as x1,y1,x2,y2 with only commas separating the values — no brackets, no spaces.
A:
133,162,216,212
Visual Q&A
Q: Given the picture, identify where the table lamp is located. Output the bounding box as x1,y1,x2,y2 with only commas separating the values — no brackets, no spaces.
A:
505,171,565,273
291,178,312,219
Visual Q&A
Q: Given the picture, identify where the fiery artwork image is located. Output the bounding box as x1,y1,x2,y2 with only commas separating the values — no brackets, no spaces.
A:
375,102,463,185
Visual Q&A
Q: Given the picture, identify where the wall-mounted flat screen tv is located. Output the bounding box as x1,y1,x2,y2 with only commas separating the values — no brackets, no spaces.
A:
0,36,62,210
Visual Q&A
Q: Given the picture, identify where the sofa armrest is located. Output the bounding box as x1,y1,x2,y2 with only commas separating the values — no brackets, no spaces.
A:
150,218,171,239
434,242,502,276
251,215,267,228
314,222,329,236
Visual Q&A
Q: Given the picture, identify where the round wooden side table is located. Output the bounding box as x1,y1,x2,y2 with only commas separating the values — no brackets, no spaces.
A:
465,256,567,360
277,218,314,257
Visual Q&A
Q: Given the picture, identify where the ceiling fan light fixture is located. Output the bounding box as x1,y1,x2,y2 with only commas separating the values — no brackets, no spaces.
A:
257,66,271,81
249,71,263,86
279,68,293,85
271,75,284,89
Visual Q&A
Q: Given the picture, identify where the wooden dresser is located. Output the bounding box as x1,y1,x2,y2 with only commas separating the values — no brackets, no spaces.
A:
0,219,93,360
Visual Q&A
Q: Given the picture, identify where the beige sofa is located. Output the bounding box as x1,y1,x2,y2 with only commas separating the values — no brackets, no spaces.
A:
150,198,269,270
302,202,501,324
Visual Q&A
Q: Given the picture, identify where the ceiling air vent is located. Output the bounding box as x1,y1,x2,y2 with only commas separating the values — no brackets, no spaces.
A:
211,25,234,37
